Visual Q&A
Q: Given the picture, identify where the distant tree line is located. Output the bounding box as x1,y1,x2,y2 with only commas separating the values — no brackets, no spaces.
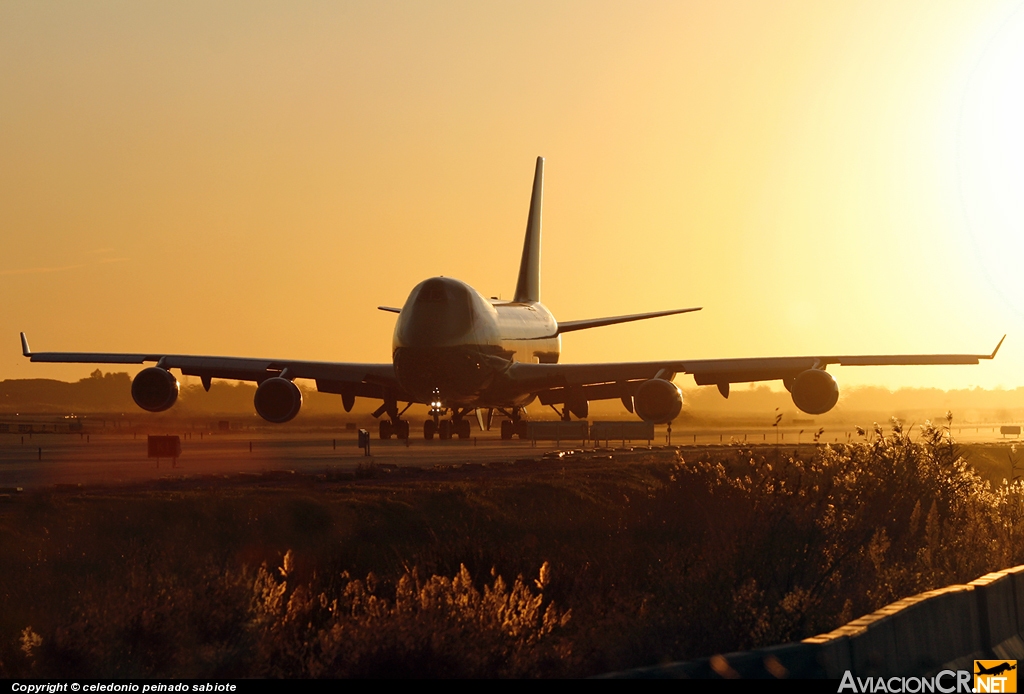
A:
3,371,1024,422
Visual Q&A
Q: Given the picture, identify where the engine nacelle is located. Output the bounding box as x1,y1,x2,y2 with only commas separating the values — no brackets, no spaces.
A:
634,378,683,423
254,377,302,423
131,367,179,412
790,369,839,415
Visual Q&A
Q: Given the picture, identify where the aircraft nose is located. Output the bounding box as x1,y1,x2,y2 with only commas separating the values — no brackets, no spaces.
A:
395,278,475,347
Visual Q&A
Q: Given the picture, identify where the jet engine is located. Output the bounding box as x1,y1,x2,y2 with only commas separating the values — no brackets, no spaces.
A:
254,377,302,423
790,369,839,415
634,378,683,423
131,367,179,412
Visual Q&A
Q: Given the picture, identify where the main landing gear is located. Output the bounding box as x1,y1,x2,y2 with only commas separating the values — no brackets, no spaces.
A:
376,400,412,440
424,415,471,440
378,418,410,440
498,407,529,440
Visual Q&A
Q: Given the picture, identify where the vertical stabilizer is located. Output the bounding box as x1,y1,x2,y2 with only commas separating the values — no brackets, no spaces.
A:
513,156,544,303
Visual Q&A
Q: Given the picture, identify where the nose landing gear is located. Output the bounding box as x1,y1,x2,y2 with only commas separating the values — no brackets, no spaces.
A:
424,417,472,439
423,403,473,440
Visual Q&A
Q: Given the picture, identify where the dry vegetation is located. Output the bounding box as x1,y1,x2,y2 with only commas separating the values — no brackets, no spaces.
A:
1,416,1023,678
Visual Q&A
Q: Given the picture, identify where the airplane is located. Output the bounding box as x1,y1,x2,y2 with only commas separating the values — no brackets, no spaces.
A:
19,157,1004,441
976,662,1016,676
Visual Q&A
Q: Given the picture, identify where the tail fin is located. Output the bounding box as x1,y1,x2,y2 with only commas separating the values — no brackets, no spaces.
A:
513,156,544,303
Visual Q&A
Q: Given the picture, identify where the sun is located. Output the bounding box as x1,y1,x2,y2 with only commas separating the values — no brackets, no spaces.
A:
958,6,1024,317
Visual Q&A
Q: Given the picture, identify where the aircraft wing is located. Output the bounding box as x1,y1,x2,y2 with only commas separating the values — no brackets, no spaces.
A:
509,336,1005,402
19,333,404,400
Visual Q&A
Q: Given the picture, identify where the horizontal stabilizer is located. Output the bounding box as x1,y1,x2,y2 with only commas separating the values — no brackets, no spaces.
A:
556,307,702,334
377,306,401,314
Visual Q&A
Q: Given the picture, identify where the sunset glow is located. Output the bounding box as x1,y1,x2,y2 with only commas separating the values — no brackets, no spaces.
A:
1,1,1021,391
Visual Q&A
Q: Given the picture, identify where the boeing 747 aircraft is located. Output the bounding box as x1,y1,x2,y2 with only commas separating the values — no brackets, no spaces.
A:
19,157,1003,440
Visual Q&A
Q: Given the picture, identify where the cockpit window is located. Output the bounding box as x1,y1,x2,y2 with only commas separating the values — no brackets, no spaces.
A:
398,278,474,345
419,284,444,302
418,280,447,304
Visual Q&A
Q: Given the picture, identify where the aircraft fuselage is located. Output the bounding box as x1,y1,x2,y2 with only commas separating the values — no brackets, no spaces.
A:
392,276,560,408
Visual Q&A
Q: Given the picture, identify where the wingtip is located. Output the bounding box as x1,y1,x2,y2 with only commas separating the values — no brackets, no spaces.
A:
19,332,30,357
990,334,1007,359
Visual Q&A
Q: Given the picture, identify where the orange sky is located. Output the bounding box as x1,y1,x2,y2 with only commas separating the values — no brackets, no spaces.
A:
2,1,1023,393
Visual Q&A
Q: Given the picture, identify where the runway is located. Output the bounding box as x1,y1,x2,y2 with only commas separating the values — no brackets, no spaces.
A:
0,430,552,489
0,420,1018,490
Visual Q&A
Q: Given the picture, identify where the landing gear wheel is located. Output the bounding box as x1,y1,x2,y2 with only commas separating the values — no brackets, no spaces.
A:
424,419,436,440
501,420,513,440
396,420,410,440
515,421,529,439
379,420,392,440
456,419,471,439
439,419,452,440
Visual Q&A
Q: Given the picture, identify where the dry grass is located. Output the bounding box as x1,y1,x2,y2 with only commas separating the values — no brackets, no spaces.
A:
2,418,1023,677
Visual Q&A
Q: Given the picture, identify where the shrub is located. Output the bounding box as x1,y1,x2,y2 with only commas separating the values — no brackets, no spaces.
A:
249,553,571,677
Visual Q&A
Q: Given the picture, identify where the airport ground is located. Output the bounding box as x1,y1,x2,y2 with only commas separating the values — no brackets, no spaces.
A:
0,417,1022,490
1,416,1022,677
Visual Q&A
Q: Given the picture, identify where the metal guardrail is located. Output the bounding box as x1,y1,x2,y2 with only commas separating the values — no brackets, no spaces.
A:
600,565,1024,679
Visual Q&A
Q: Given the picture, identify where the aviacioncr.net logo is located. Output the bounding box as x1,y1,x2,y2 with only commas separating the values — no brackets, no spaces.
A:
974,660,1017,693
838,670,972,693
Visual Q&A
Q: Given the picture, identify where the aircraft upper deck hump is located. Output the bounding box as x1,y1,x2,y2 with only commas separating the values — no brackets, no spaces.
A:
513,156,544,303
